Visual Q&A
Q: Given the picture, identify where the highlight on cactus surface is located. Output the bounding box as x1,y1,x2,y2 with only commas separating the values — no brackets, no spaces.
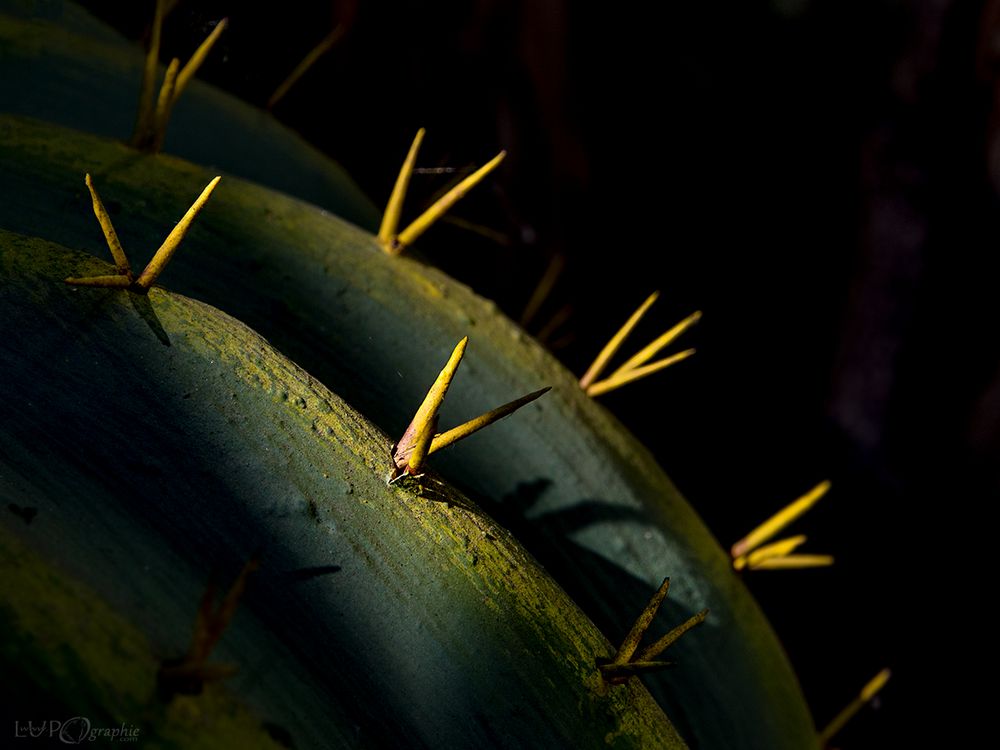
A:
598,577,709,686
731,480,834,571
392,336,550,476
65,173,221,291
378,128,506,255
579,291,701,397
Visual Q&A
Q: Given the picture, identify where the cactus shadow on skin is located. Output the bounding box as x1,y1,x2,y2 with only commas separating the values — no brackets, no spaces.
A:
128,290,171,345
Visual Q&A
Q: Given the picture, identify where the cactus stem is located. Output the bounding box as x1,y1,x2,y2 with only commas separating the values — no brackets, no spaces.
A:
428,387,551,454
586,349,696,397
131,10,228,152
730,480,831,561
158,557,259,697
391,150,506,254
379,129,426,247
579,291,659,389
66,175,221,292
391,338,549,476
733,534,807,571
268,24,345,110
818,668,891,746
599,577,708,686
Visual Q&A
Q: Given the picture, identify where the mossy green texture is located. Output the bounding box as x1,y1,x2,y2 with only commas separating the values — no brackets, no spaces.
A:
0,115,817,749
0,230,683,749
0,525,290,750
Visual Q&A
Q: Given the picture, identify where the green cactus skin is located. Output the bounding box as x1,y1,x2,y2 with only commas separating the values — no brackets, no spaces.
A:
0,115,816,748
0,231,684,748
0,4,818,749
0,2,379,227
1,528,291,750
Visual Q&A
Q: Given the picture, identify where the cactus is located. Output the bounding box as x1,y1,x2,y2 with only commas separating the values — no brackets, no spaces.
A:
0,3,846,748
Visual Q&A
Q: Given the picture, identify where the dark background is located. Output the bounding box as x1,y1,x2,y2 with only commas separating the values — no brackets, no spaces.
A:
81,0,999,745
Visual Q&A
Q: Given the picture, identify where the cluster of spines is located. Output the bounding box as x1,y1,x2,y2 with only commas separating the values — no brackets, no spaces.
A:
390,336,549,478
56,8,893,741
598,578,708,685
579,291,701,397
131,0,228,153
377,128,506,256
65,174,219,291
731,480,834,571
61,163,873,733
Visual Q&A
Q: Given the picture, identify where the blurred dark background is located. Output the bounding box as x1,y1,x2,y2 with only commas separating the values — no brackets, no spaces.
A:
80,0,999,745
